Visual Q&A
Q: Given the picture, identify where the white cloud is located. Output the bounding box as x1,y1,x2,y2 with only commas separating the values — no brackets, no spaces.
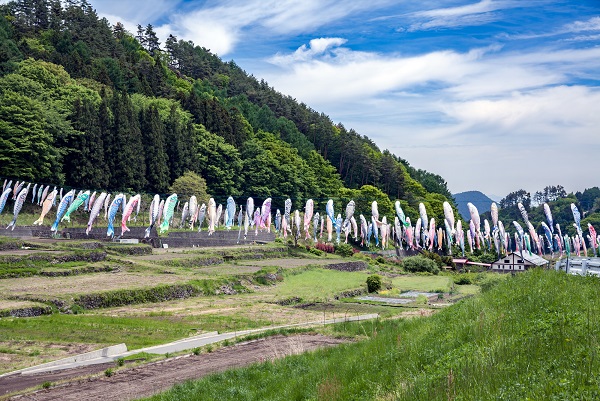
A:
259,39,600,195
407,0,522,31
150,0,393,55
269,38,347,64
95,0,179,28
416,0,501,18
443,85,600,135
264,40,600,105
564,16,600,33
499,15,600,41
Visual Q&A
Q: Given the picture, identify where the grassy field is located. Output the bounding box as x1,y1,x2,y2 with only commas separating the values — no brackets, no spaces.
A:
0,237,492,375
264,268,369,300
143,269,600,401
390,274,453,293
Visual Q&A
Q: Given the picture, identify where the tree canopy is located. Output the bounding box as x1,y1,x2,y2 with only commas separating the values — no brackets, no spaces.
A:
0,0,455,215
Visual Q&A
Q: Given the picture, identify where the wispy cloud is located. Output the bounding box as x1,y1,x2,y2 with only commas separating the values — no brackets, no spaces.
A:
564,16,600,33
95,0,180,28
260,37,600,193
500,15,600,41
150,0,393,55
269,38,348,65
406,0,521,31
265,39,600,103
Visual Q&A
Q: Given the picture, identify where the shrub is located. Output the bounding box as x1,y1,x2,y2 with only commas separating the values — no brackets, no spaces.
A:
415,294,428,304
479,274,505,292
453,274,474,285
315,242,335,254
116,357,124,367
441,256,456,268
366,275,382,293
308,247,324,256
376,256,385,264
334,243,354,257
70,304,84,315
421,250,444,268
104,368,114,377
402,256,440,275
42,381,52,389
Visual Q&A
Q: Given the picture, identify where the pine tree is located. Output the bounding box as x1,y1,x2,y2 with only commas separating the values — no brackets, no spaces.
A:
65,97,110,189
164,34,179,68
144,24,160,55
140,105,169,193
109,91,147,191
136,24,146,49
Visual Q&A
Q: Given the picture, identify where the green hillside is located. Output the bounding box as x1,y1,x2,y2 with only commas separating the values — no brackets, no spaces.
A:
145,269,600,401
0,0,453,220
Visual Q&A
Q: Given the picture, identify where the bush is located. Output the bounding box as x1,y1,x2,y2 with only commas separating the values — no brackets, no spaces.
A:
415,294,428,304
453,273,474,285
116,357,124,367
334,243,354,257
421,250,444,268
479,274,505,292
104,368,114,377
366,275,382,293
315,242,334,254
402,256,440,275
193,347,201,355
308,247,324,256
376,256,385,264
441,256,456,268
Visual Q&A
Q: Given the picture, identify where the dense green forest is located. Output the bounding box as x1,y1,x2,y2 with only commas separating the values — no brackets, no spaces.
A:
0,0,455,221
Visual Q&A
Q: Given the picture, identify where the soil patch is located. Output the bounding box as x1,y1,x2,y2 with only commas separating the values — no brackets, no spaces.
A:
4,334,346,400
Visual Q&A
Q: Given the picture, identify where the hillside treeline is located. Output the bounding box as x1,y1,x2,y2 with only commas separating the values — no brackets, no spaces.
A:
0,0,454,219
480,186,600,236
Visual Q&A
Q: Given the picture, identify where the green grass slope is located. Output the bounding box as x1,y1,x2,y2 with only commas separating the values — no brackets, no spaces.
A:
143,269,600,400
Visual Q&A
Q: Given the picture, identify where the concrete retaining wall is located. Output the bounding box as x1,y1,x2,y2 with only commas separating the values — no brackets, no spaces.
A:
0,343,127,377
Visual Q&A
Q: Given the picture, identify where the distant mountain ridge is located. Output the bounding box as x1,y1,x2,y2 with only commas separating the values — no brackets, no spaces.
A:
453,191,495,220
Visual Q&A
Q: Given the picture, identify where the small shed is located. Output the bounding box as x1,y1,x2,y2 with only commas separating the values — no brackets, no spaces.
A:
491,252,549,273
453,258,469,270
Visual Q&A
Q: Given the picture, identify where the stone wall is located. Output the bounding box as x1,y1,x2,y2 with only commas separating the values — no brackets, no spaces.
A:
0,225,276,248
324,261,368,272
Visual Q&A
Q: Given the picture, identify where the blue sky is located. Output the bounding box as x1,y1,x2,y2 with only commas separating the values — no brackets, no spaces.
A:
84,1,600,197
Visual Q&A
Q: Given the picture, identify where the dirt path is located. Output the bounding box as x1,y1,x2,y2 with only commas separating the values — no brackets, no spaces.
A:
4,334,346,400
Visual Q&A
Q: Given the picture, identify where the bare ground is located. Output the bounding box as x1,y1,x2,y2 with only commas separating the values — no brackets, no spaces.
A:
3,334,346,401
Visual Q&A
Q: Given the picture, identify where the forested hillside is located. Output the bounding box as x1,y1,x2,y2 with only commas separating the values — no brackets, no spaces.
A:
0,0,453,220
480,185,600,237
